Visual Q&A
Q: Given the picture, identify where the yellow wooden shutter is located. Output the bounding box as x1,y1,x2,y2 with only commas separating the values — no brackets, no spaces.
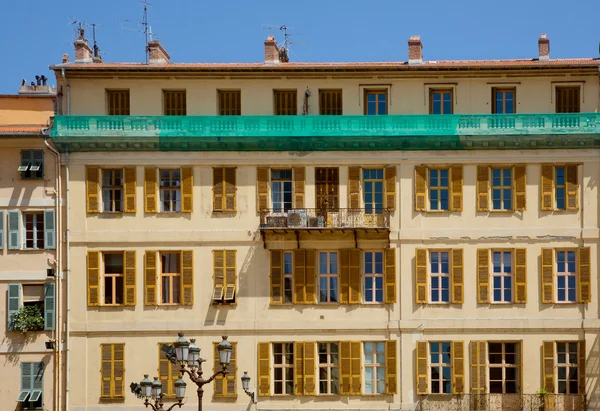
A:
212,250,225,301
470,341,486,393
416,341,428,395
450,166,463,212
541,164,554,211
303,341,316,395
340,341,352,394
124,167,136,213
578,247,591,303
414,166,427,211
270,250,283,304
385,248,396,304
385,340,397,394
257,167,269,212
517,341,523,394
451,249,464,304
340,249,350,305
181,250,193,305
476,166,489,212
293,249,306,304
124,250,136,306
294,342,304,395
213,167,224,212
87,251,100,306
214,341,236,397
514,248,527,303
349,249,361,304
415,248,428,304
542,341,555,393
86,167,99,213
477,249,490,304
566,164,579,211
452,341,465,394
144,167,157,213
257,342,270,397
348,167,361,209
158,343,176,398
578,340,586,395
100,344,112,398
385,166,396,211
181,167,193,213
113,343,125,398
350,341,361,395
224,167,236,212
224,250,236,301
293,167,305,209
305,249,316,303
513,165,526,211
541,248,554,304
144,250,157,306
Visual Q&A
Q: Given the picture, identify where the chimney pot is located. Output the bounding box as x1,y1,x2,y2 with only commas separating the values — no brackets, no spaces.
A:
538,33,550,61
264,36,280,64
148,40,170,64
408,35,423,65
74,39,93,63
62,54,69,64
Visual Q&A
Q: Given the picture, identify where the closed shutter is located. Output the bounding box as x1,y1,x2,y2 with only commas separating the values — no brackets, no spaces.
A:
451,249,464,304
43,209,56,249
87,251,100,306
256,167,269,212
8,283,20,331
578,340,586,395
515,249,527,303
542,341,555,393
541,164,554,211
385,248,396,304
542,248,555,304
0,210,4,249
114,344,125,398
101,343,125,399
517,341,523,393
31,362,44,402
86,167,99,213
415,248,428,304
44,283,55,331
124,167,136,213
477,249,490,304
124,251,136,306
8,210,20,250
214,341,236,397
414,166,427,211
181,250,194,305
350,341,361,395
470,341,487,393
212,250,225,301
566,164,579,211
224,168,237,212
293,167,305,208
416,341,428,395
213,168,224,212
349,249,361,304
270,250,283,304
224,250,236,301
304,249,316,303
340,341,352,394
303,341,316,395
450,166,463,212
181,167,193,213
578,247,591,303
158,343,177,397
294,342,304,395
514,165,526,211
385,166,396,211
339,249,350,304
348,167,361,209
452,341,465,394
385,340,397,394
293,249,306,304
144,168,157,213
476,166,490,212
144,251,157,306
257,342,270,397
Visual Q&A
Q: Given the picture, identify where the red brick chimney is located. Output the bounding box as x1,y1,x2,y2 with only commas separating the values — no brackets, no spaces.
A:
148,40,170,64
538,34,550,61
74,39,93,63
408,35,423,64
264,36,279,64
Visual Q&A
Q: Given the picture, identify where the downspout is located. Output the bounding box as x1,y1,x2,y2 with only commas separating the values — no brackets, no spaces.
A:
61,68,70,115
65,150,71,411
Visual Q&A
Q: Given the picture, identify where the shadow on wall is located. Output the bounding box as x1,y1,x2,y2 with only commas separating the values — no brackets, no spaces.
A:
588,334,599,410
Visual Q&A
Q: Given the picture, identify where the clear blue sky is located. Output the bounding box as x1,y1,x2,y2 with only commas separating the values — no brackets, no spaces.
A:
0,0,599,93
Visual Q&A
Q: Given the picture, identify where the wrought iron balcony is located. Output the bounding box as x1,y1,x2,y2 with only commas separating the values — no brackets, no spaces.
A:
259,208,390,230
418,393,585,411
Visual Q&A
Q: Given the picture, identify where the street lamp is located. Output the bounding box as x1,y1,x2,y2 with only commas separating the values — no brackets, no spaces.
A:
241,371,256,404
133,374,186,411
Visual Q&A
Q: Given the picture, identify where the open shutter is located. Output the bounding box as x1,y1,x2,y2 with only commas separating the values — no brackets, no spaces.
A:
578,340,586,395
350,341,361,395
31,362,45,402
541,164,554,211
124,251,136,306
415,248,428,304
303,341,316,395
451,249,464,304
144,251,157,306
541,249,554,304
416,341,428,395
515,248,527,303
304,249,316,303
18,362,32,402
578,247,591,303
0,210,4,249
113,343,125,398
542,341,555,393
86,167,99,213
144,167,157,213
257,342,270,397
293,249,306,304
44,282,55,331
44,209,56,249
517,341,523,394
349,249,361,304
385,340,397,394
213,168,224,212
339,249,350,304
470,341,487,393
385,248,396,304
8,283,20,331
414,166,427,211
566,164,579,211
124,167,136,213
477,249,490,304
181,250,194,305
270,250,283,304
8,210,20,250
224,250,236,301
514,165,526,211
476,166,490,212
294,342,304,395
181,167,193,213
385,166,396,211
212,251,225,302
452,341,465,394
224,167,236,212
87,251,100,306
256,167,269,212
340,341,352,394
450,166,463,212
293,167,305,209
348,167,361,209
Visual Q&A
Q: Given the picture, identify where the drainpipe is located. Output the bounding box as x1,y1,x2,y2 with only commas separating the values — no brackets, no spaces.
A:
61,68,70,115
65,150,71,411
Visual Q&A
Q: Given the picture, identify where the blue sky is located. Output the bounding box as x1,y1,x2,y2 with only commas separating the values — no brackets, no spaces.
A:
0,0,598,93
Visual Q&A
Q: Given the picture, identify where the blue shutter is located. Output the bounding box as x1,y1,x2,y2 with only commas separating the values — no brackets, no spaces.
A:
44,209,56,250
44,283,55,331
29,362,44,402
17,362,32,402
0,210,4,249
8,283,20,331
8,210,20,250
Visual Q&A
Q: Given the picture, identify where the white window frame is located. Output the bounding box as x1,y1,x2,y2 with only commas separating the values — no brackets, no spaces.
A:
272,342,294,395
429,341,452,394
555,341,579,394
159,169,182,213
488,342,519,394
491,167,512,211
362,168,384,215
23,212,44,250
101,169,124,213
556,250,577,303
363,251,384,303
318,342,339,395
318,251,339,303
491,250,513,303
282,251,294,304
429,251,450,303
270,169,293,213
554,166,566,210
428,168,450,211
363,341,385,394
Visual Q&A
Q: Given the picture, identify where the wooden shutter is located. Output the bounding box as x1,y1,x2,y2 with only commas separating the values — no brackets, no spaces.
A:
340,341,352,394
385,166,396,211
181,250,194,305
294,342,304,395
542,341,555,393
213,167,224,212
513,248,527,303
578,340,586,395
578,247,591,303
257,167,269,212
214,341,237,397
349,249,361,304
514,165,526,211
476,166,490,212
100,344,112,398
101,343,125,399
8,283,20,331
87,251,100,306
44,283,55,331
19,362,33,401
44,209,56,249
124,167,136,213
303,341,316,395
517,341,523,394
450,166,463,212
257,342,270,397
477,249,490,304
350,341,361,395
340,249,350,304
224,250,236,301
0,210,4,249
86,167,99,213
293,249,306,304
470,341,486,393
416,341,428,395
415,248,428,304
305,249,316,303
144,251,157,306
8,210,20,250
144,168,157,213
293,167,305,208
158,343,177,398
451,249,464,304
270,250,283,304
414,166,427,211
385,340,397,394
212,250,225,301
452,341,465,394
541,248,554,304
123,251,136,306
385,248,396,304
566,164,579,211
181,167,193,213
224,167,236,212
348,167,361,209
541,164,554,211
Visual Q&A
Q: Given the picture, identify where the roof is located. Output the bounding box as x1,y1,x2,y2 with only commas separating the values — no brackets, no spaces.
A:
0,125,45,135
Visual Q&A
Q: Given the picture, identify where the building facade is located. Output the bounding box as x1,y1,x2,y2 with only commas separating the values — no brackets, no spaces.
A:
47,34,600,410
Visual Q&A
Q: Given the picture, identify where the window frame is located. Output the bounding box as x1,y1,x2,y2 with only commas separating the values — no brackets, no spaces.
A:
555,86,581,113
217,89,241,115
555,249,577,303
19,150,44,180
318,342,340,395
363,250,384,304
315,167,339,210
319,89,343,115
163,90,187,116
362,168,384,215
429,341,452,394
272,342,295,395
160,252,182,305
159,168,182,213
273,89,298,115
555,341,579,394
554,166,566,210
492,87,517,114
428,168,450,211
429,89,454,114
491,167,513,211
270,169,293,213
364,89,388,115
23,212,44,250
318,251,339,304
106,89,130,116
491,250,513,304
102,252,125,306
488,342,519,394
18,361,44,410
429,250,451,304
102,169,124,213
282,251,294,304
363,341,386,395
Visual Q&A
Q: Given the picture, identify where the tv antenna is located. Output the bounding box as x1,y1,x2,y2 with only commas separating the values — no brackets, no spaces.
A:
262,24,308,62
67,17,102,58
114,0,154,63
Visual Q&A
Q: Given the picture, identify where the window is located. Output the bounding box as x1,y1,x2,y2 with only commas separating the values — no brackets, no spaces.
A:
430,89,453,114
8,283,55,332
213,167,236,212
415,166,462,213
429,169,449,211
212,250,236,303
273,343,294,395
271,169,293,212
319,89,342,115
274,90,297,115
541,164,578,211
23,212,44,249
555,166,566,210
87,251,135,307
159,169,181,212
161,252,181,304
363,169,383,214
100,343,125,399
556,250,577,303
102,169,124,212
158,343,179,397
315,167,339,210
218,90,241,115
364,251,384,303
364,90,387,115
364,342,385,394
556,342,579,394
213,341,237,397
283,252,293,304
163,90,186,115
17,362,44,409
103,253,124,305
477,165,525,212
318,251,339,303
19,150,44,180
430,342,451,394
492,88,516,114
488,342,519,394
106,90,130,115
491,251,513,303
491,168,512,210
556,86,580,113
430,251,450,303
318,342,339,394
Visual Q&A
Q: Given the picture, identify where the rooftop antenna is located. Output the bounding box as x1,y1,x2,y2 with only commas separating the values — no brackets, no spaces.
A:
262,24,308,62
67,17,102,58
114,0,154,63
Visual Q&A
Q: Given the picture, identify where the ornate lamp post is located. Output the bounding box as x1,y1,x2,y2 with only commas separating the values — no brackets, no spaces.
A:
134,374,186,411
241,371,257,404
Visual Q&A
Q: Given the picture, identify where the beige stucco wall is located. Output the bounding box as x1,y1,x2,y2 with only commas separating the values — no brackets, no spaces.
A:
0,96,55,125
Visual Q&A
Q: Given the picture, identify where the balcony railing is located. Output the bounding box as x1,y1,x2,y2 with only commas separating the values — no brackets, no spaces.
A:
259,208,390,229
418,394,585,411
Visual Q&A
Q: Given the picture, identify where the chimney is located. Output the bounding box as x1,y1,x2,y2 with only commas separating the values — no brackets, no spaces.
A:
538,34,550,61
62,54,69,64
264,36,279,64
148,40,170,64
408,35,423,64
74,39,93,63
